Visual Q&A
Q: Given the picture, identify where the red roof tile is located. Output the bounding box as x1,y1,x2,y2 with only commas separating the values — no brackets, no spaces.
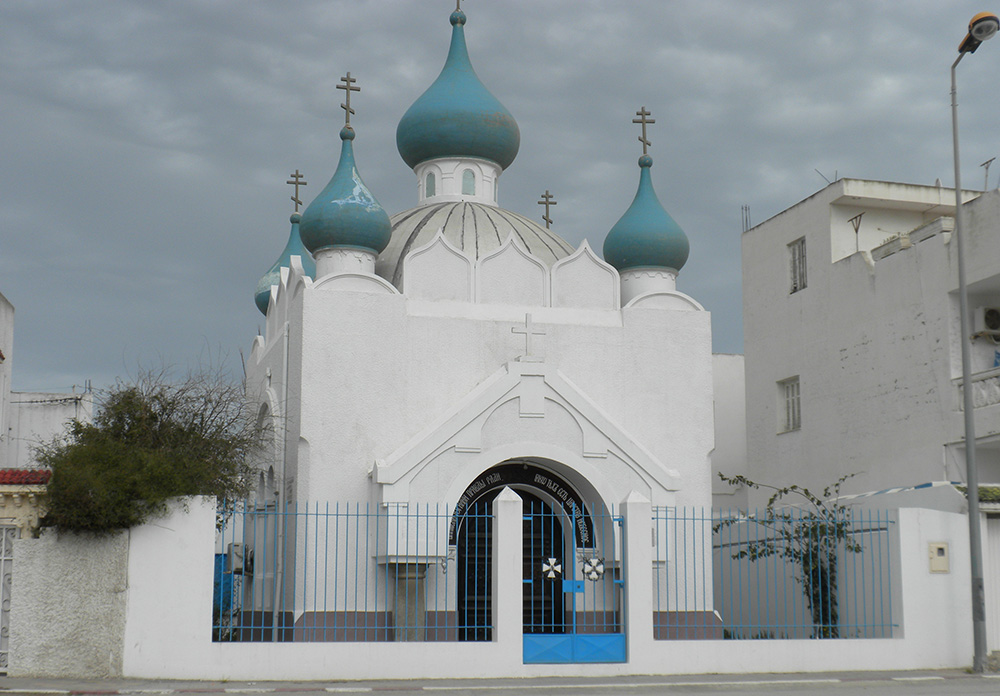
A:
0,469,52,485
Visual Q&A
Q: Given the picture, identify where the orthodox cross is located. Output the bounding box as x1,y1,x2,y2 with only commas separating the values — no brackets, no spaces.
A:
286,170,307,212
537,190,557,229
633,106,655,155
337,72,360,126
512,313,546,362
456,0,463,11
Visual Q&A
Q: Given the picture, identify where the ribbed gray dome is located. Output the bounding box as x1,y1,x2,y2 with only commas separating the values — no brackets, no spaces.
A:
377,202,575,289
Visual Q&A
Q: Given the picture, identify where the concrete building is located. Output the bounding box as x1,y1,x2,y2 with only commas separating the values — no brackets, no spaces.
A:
740,178,1000,503
742,178,1000,653
0,291,93,473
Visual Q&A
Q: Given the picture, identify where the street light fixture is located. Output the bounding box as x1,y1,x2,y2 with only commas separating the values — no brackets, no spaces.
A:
950,9,998,675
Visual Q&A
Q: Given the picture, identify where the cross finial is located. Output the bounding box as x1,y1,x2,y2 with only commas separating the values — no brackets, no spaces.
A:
633,106,655,155
537,190,557,229
286,170,308,212
337,72,360,126
511,313,546,362
456,0,463,11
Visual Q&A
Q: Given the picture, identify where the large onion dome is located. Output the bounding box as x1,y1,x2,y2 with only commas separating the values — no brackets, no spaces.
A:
396,9,520,171
300,126,391,256
377,202,574,288
254,212,316,315
603,154,689,273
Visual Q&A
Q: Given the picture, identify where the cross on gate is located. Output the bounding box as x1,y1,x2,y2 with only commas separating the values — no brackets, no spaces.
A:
512,313,546,362
633,106,655,155
537,190,557,229
286,169,307,212
338,72,360,126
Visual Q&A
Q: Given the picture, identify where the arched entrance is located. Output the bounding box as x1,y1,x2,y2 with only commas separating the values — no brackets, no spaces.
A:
453,460,626,663
457,489,566,640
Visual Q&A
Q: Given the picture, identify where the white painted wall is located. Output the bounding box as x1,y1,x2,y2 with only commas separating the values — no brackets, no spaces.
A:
0,292,13,469
249,242,715,515
711,354,747,509
10,527,128,677
6,390,93,468
743,181,1000,504
10,496,974,679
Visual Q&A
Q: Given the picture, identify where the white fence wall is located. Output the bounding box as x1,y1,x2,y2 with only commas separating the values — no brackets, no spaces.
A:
9,497,976,679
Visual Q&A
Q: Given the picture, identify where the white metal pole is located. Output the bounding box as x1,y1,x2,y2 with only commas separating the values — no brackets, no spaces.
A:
951,52,987,674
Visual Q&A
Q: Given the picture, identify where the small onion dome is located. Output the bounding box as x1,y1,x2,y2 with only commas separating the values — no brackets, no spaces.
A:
377,201,574,288
396,9,520,171
603,155,689,273
254,212,317,315
300,126,392,256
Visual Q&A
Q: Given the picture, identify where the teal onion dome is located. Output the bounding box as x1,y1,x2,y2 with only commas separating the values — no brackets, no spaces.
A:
255,212,317,315
603,155,689,272
396,10,520,170
300,126,392,256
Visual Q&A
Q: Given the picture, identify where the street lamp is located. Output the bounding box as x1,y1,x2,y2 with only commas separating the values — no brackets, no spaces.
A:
951,9,998,675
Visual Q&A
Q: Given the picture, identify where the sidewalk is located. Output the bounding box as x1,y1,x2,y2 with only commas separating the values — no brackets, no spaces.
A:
1,670,999,695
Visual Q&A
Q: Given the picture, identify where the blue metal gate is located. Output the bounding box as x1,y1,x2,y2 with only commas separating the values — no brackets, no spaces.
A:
522,497,625,663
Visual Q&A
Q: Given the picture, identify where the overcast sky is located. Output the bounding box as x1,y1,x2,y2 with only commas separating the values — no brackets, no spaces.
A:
3,0,1000,392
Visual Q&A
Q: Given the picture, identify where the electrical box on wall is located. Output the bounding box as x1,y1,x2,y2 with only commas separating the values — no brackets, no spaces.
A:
227,542,246,574
928,542,949,573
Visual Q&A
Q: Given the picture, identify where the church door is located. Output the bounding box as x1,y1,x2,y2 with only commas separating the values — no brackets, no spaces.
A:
522,492,566,635
456,497,492,641
454,463,625,663
457,490,566,641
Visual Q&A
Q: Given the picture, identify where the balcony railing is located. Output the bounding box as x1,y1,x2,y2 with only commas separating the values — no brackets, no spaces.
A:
955,366,1000,410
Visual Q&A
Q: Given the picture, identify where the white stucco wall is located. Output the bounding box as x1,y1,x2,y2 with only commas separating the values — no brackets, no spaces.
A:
249,246,716,515
7,498,954,679
743,181,1000,504
10,527,128,677
711,354,747,509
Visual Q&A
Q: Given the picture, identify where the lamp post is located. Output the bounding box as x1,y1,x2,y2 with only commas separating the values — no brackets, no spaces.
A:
951,9,999,675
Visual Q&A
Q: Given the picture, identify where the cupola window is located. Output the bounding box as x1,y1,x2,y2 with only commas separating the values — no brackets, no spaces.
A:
425,172,436,197
462,169,476,195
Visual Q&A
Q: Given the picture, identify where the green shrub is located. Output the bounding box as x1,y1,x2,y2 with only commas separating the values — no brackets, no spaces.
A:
37,370,258,533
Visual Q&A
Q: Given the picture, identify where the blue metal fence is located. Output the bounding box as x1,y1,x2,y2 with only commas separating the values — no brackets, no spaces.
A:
214,501,492,642
651,507,896,640
214,502,897,645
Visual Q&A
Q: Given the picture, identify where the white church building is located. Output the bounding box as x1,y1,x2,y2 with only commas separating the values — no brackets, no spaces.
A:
245,2,713,661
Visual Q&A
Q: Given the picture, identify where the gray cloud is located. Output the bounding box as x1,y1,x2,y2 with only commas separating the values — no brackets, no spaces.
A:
2,0,997,390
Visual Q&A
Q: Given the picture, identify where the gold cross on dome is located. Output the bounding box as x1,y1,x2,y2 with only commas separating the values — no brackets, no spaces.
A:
537,190,557,229
286,169,307,212
633,106,655,155
337,72,360,125
456,0,463,11
512,313,546,362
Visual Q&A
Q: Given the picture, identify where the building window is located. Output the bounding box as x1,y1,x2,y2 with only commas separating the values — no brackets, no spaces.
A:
789,237,807,293
779,377,801,432
425,172,436,197
462,169,476,195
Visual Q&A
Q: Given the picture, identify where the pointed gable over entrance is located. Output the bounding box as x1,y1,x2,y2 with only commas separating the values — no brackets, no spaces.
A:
375,359,681,508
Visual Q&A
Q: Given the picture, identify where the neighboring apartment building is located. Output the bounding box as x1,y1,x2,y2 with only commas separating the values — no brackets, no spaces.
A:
742,179,1000,505
0,290,93,472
